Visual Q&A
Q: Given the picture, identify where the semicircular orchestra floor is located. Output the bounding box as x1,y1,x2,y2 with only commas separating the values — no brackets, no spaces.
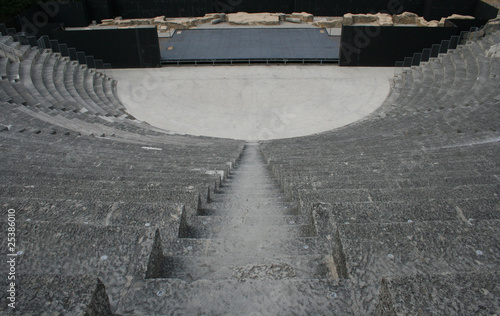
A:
113,65,395,140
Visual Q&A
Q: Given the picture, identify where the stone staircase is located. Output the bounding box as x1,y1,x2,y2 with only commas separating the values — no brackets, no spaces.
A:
116,143,354,314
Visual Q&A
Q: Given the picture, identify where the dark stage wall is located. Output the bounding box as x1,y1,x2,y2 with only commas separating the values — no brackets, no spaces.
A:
5,0,498,68
53,27,161,68
340,25,459,66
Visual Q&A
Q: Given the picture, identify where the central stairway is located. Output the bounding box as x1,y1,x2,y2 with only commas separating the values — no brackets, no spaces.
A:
118,143,353,314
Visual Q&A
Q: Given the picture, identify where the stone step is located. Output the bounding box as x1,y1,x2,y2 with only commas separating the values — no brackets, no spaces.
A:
0,274,113,315
376,271,500,316
0,133,243,158
321,198,500,225
289,182,498,206
117,278,354,315
93,74,121,116
184,220,314,239
64,61,100,115
0,198,184,232
162,236,332,257
0,80,33,105
262,140,497,160
0,184,202,211
0,56,9,78
369,184,499,202
28,50,59,105
276,174,495,191
53,58,84,107
0,221,155,276
42,53,69,104
0,167,228,185
189,214,308,227
155,254,338,281
0,221,157,307
263,136,498,156
336,220,500,282
19,50,57,108
76,69,107,115
201,201,299,217
83,69,108,112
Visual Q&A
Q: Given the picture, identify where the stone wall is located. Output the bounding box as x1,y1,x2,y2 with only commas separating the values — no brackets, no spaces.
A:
93,11,478,32
343,12,475,27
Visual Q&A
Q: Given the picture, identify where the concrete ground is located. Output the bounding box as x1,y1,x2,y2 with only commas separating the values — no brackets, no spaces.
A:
113,65,395,140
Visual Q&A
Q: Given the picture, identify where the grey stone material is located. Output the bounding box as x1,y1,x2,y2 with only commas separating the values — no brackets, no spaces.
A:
157,254,334,281
185,221,314,239
0,221,156,308
0,198,185,230
117,144,344,313
0,25,499,315
188,213,309,228
0,275,113,315
118,278,354,315
0,184,203,215
317,200,460,225
1,222,155,277
337,220,500,280
376,271,500,315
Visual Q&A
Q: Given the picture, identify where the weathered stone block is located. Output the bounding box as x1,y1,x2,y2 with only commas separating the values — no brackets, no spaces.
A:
290,12,314,22
228,12,280,26
312,17,343,28
393,11,419,25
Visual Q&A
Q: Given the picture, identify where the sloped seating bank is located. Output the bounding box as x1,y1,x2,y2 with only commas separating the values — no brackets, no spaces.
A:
0,32,245,314
0,26,499,314
261,28,500,314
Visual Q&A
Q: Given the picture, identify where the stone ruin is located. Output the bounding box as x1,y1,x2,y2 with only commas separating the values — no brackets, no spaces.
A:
93,11,476,33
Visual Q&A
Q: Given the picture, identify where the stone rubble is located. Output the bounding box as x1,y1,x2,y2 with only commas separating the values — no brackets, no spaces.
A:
93,11,476,33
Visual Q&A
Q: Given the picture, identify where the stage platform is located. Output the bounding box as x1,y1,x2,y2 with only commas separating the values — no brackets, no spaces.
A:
159,28,340,65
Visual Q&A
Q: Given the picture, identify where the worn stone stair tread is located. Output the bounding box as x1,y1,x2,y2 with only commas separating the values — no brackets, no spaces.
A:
117,278,354,315
198,206,300,216
185,222,315,239
337,219,500,280
156,254,338,281
162,236,331,257
189,214,309,226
